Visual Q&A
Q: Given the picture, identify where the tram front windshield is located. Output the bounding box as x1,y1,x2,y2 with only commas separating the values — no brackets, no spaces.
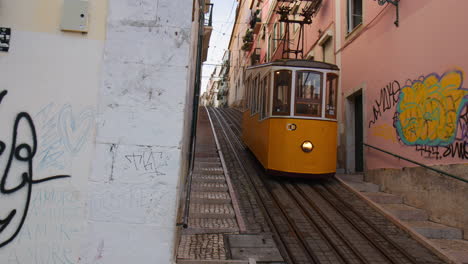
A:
295,71,322,117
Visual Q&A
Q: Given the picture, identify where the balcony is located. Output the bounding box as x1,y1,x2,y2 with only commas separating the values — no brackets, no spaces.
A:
241,29,254,52
250,10,262,35
250,48,261,65
202,2,214,62
204,3,214,27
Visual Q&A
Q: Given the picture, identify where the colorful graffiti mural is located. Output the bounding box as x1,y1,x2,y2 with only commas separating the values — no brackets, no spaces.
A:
368,69,468,160
395,70,468,146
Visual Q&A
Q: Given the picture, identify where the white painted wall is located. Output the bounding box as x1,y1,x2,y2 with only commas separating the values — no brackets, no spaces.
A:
0,0,195,263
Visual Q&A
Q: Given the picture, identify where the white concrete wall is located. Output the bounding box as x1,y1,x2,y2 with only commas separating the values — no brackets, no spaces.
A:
81,0,193,263
0,0,195,263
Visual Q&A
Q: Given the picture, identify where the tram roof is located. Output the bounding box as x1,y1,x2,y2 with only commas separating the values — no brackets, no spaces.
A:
246,59,339,71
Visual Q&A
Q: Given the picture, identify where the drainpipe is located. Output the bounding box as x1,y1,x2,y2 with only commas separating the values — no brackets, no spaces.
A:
180,0,205,228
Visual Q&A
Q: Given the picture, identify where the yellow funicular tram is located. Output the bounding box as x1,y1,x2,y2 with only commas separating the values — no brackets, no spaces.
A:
242,59,339,178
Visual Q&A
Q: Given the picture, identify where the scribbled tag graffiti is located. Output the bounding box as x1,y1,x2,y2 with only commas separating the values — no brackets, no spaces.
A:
0,90,71,248
395,70,468,146
35,104,94,171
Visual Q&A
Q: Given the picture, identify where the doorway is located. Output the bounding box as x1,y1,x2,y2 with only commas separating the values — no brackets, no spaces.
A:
354,93,363,172
345,91,364,173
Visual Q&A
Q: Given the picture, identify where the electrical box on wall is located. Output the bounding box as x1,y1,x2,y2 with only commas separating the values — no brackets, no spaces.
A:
60,0,89,33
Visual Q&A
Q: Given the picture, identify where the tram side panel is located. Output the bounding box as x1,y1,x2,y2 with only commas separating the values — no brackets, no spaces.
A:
242,110,271,168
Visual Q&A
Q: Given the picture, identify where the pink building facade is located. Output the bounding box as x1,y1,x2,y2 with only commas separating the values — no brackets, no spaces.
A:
340,0,468,171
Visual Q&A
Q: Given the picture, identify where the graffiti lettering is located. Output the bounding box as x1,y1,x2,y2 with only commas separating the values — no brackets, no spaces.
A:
456,105,468,141
368,81,401,128
0,90,71,248
415,145,442,160
443,141,468,159
396,71,468,146
125,151,164,174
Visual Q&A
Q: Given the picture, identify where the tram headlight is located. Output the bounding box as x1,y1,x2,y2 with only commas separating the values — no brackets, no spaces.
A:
301,141,314,153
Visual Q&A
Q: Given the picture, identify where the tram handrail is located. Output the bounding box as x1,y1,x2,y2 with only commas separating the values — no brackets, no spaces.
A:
363,143,468,184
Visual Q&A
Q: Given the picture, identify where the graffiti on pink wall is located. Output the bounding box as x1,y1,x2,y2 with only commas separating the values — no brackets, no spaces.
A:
369,70,468,160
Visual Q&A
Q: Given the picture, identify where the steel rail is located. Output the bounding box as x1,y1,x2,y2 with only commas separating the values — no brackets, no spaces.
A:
210,107,308,264
317,183,419,264
281,183,358,264
221,108,242,136
287,183,371,264
363,143,468,184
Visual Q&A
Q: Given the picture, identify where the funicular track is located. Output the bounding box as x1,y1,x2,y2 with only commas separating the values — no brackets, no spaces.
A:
208,107,446,264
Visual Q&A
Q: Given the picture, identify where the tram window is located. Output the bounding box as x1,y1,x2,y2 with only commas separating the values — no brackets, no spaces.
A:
252,77,256,113
272,70,292,116
256,75,261,114
252,76,259,114
266,74,270,117
246,77,251,111
295,71,323,117
250,77,254,113
325,73,338,119
260,75,269,119
259,79,264,119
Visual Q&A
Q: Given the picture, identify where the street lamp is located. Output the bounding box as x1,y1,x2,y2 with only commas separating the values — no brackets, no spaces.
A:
374,0,400,27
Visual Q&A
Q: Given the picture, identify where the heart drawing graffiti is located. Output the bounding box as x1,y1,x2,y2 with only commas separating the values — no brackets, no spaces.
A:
58,105,94,155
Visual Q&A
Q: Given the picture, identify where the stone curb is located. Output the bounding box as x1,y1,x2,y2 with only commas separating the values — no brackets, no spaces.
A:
335,176,461,264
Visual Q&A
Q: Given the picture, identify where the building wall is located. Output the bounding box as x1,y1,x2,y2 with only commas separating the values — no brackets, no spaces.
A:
0,0,195,263
339,0,468,171
228,0,252,107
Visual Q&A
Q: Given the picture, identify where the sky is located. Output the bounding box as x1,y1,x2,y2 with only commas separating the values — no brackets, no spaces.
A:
201,0,238,93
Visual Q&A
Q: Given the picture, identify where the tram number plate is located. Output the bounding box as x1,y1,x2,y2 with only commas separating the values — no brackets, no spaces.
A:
287,123,297,131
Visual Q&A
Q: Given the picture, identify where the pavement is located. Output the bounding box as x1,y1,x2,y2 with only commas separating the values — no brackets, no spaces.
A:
176,108,283,263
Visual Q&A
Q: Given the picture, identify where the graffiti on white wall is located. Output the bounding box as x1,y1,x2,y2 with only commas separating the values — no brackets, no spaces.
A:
0,91,72,248
369,70,468,160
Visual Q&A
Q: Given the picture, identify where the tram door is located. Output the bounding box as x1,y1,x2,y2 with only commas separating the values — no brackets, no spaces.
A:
354,93,364,172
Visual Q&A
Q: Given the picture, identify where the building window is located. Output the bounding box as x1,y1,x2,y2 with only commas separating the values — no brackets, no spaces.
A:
267,35,271,62
347,0,362,32
321,37,334,64
273,23,278,51
280,21,284,39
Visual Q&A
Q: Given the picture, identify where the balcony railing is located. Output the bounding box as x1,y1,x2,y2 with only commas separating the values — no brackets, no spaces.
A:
364,143,468,183
250,10,262,34
205,3,214,27
251,48,261,65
